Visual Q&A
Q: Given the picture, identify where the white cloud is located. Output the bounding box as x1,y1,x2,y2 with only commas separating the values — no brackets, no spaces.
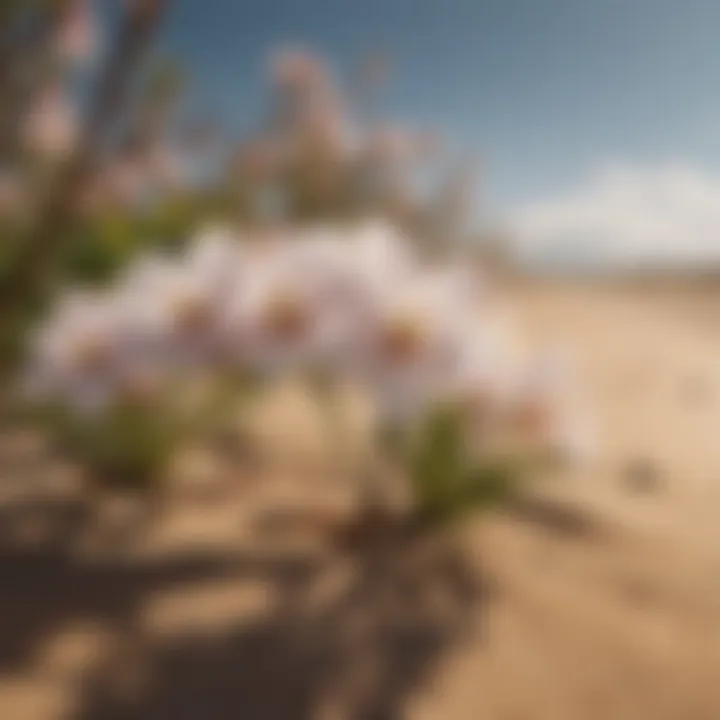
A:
510,163,720,268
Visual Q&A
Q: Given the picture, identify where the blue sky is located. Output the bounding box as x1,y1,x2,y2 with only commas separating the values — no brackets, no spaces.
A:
155,0,720,263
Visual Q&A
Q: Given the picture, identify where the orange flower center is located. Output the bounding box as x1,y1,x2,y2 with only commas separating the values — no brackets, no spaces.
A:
173,294,212,335
264,294,310,340
380,316,427,364
72,335,111,373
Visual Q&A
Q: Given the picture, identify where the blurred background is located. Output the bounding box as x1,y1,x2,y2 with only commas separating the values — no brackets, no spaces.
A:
2,2,720,719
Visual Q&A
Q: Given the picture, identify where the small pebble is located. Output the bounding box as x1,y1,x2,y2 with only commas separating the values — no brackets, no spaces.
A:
623,459,662,494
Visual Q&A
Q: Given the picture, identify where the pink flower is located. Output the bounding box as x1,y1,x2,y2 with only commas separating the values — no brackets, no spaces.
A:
271,47,330,93
24,86,78,159
54,0,98,64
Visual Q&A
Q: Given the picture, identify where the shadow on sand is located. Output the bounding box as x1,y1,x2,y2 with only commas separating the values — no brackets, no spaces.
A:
0,497,489,720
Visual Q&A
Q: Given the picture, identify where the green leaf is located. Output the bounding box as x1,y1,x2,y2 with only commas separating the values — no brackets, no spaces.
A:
403,404,528,524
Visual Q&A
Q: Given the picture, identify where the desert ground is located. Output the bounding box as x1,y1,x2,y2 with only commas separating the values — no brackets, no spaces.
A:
1,279,720,720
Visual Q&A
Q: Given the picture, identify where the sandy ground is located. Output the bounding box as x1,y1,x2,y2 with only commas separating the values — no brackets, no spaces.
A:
412,281,720,720
1,281,720,720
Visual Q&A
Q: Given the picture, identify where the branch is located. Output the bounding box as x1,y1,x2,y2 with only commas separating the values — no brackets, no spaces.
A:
0,0,170,322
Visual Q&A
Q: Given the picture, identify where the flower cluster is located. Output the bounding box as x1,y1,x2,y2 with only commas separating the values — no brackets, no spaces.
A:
234,46,453,229
21,221,591,465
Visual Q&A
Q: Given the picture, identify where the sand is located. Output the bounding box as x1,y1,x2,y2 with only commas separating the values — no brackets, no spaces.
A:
412,280,720,720
1,280,719,719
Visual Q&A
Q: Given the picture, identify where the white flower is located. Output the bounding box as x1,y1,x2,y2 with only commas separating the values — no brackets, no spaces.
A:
223,243,342,376
298,220,414,323
345,265,477,424
23,292,128,415
213,222,409,378
20,220,592,471
114,245,236,373
351,220,414,278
